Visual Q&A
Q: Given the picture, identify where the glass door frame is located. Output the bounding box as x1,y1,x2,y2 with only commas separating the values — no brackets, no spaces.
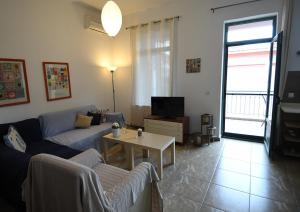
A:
264,32,283,156
221,16,277,141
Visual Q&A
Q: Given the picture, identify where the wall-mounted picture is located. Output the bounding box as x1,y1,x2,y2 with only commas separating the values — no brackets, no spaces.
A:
186,58,201,73
43,62,72,101
0,58,30,107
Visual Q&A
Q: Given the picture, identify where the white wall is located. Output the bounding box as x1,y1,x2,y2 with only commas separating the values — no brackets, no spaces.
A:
0,0,285,132
0,0,114,124
113,0,284,134
111,30,132,123
287,0,300,71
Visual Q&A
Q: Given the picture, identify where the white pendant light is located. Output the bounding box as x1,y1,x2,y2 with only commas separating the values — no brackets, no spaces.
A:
101,1,122,37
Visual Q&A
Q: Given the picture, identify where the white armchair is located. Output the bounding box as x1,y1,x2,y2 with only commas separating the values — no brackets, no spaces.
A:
23,149,163,212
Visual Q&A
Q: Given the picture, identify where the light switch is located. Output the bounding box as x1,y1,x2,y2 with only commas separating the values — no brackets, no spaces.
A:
288,92,295,98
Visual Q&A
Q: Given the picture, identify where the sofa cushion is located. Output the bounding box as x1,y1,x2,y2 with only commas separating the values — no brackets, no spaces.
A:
4,126,26,152
75,114,92,129
47,123,112,151
39,105,97,138
0,119,43,144
26,141,81,159
87,111,102,125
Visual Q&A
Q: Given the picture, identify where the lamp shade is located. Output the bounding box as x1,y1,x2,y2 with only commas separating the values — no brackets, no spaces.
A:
101,1,122,37
108,66,117,72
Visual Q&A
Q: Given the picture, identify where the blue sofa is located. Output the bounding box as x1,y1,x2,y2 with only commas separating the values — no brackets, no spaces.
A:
0,118,80,211
39,105,125,151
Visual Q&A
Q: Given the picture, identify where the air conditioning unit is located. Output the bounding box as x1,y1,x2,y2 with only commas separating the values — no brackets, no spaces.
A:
85,15,106,34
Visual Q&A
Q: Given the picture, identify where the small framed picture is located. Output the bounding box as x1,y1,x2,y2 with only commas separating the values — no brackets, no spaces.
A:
0,58,30,107
186,58,201,73
43,62,72,101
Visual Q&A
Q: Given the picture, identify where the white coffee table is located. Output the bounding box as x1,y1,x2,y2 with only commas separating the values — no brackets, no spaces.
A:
103,129,175,179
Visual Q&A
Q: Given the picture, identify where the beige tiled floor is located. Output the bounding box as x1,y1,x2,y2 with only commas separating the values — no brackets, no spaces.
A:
110,138,300,212
197,139,299,211
1,138,299,212
225,119,265,137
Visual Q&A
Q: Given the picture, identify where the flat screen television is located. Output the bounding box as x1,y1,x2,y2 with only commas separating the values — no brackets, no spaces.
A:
151,97,184,117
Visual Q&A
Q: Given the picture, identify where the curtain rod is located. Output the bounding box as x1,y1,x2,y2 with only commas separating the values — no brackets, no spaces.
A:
126,16,180,30
211,0,263,13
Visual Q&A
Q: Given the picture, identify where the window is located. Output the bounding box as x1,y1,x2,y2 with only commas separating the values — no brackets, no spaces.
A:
227,19,274,42
130,20,177,106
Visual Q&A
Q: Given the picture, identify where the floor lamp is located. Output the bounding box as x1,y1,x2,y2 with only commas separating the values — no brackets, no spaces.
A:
109,67,117,112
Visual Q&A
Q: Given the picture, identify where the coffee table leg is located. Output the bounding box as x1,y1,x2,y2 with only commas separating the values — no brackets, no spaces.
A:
127,144,135,170
158,150,163,180
171,141,175,165
103,140,108,162
143,149,150,159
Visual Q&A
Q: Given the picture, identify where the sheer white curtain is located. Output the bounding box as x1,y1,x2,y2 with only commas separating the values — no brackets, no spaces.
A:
130,19,177,106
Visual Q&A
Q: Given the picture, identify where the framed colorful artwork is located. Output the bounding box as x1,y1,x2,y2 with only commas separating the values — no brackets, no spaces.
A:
43,62,72,101
0,58,30,107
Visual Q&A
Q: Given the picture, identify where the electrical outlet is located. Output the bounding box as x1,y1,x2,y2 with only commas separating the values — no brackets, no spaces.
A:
288,92,295,99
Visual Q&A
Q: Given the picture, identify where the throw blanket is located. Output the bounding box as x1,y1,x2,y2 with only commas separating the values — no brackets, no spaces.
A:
106,162,163,212
23,149,163,212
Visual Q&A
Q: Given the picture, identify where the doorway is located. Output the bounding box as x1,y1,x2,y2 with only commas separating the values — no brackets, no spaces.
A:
221,16,277,141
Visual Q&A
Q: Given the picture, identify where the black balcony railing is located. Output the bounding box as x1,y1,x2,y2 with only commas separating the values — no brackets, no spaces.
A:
225,91,268,122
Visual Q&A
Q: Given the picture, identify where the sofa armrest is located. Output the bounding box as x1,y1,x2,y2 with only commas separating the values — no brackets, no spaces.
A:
0,145,31,183
106,162,163,212
70,148,104,169
0,145,31,204
104,112,125,127
23,153,112,212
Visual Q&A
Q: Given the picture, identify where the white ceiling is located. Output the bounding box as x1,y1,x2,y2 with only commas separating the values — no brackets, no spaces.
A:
82,0,174,15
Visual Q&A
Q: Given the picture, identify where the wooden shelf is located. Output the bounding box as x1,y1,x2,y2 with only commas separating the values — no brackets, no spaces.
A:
281,103,300,113
280,105,300,158
283,149,300,157
284,121,300,129
284,135,300,143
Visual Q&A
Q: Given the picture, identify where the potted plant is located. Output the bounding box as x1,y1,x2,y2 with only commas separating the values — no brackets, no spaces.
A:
112,122,120,137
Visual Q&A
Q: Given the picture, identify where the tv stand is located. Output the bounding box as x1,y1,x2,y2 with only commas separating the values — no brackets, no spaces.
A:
144,115,190,144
